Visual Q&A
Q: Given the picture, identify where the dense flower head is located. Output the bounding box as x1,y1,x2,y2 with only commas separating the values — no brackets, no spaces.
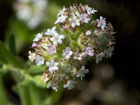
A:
29,3,115,91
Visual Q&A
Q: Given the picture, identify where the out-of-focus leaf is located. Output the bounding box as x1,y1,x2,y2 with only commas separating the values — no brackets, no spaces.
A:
19,87,32,105
51,84,63,105
0,65,9,76
0,75,8,105
28,65,46,75
0,41,23,69
29,83,48,105
9,34,16,55
42,96,52,105
0,55,8,64
18,78,31,88
17,74,48,88
31,75,49,88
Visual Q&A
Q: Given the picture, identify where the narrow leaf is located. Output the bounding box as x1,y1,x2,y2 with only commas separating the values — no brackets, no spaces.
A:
9,34,16,55
19,87,32,105
0,76,8,105
0,41,23,68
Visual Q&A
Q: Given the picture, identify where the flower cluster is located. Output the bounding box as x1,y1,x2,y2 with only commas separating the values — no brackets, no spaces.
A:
29,3,115,91
13,0,48,29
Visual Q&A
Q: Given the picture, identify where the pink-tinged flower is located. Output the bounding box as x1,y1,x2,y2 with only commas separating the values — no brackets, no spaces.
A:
84,47,94,57
31,43,37,48
35,55,44,66
47,44,56,55
73,52,85,62
62,47,73,59
76,66,89,80
80,13,91,23
46,60,59,73
96,16,106,30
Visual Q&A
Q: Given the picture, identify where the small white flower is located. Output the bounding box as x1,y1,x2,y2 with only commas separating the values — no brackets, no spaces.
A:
47,83,51,88
57,6,67,17
69,15,80,28
96,52,105,63
85,6,97,15
96,16,106,30
93,29,100,35
80,13,91,23
44,26,57,36
55,15,68,24
41,72,50,83
46,60,59,72
35,55,44,66
63,80,77,90
86,30,91,35
76,66,89,80
28,51,36,62
47,82,58,91
73,52,85,61
62,47,73,59
33,33,42,42
52,86,58,91
50,33,65,45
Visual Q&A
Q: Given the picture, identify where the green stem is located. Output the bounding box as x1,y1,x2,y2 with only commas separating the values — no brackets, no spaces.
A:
0,75,8,105
9,67,33,105
18,87,32,105
29,83,41,105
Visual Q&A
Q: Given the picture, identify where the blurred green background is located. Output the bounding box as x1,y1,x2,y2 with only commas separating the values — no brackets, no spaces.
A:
0,0,140,105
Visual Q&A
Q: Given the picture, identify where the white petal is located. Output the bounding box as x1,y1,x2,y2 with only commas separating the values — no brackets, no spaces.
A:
53,67,58,70
49,67,54,72
51,60,54,63
55,62,59,66
60,35,65,39
46,62,50,66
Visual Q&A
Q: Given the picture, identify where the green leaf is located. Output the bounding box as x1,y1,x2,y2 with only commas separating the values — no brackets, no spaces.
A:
0,65,9,76
29,83,48,105
9,34,16,55
17,78,31,88
19,87,32,105
51,85,63,105
0,41,23,69
0,76,8,105
17,74,48,88
0,56,8,65
28,65,46,75
31,75,49,88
